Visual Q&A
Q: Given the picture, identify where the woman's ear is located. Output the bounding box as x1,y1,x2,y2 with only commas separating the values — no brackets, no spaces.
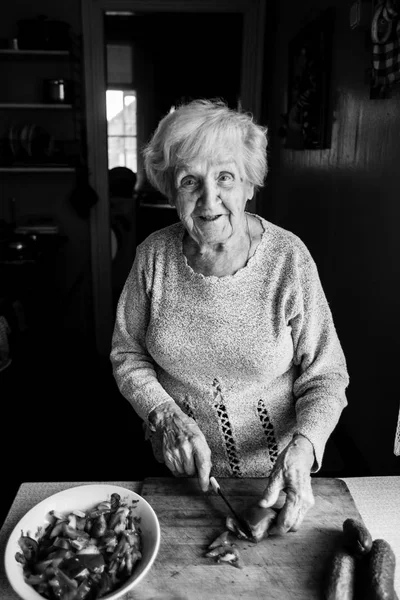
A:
247,183,254,201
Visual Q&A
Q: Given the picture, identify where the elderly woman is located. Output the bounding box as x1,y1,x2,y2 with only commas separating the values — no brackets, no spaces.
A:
110,99,349,535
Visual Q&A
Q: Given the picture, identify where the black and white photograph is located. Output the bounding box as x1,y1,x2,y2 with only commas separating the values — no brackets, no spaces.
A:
0,1,399,599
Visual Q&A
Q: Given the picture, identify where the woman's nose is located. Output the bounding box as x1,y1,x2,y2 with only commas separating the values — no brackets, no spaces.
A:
198,180,220,209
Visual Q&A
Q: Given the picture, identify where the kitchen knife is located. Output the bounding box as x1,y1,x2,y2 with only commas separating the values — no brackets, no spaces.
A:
210,476,253,538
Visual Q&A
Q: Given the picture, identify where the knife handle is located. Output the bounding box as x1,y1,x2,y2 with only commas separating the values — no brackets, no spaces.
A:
210,476,220,495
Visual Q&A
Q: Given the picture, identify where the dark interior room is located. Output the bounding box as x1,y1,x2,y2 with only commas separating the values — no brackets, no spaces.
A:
0,0,399,597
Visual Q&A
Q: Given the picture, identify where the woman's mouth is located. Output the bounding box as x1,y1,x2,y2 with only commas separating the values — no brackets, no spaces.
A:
199,215,222,222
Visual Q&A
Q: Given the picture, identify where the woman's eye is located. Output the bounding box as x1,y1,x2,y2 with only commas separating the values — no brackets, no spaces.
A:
180,177,197,189
219,172,234,183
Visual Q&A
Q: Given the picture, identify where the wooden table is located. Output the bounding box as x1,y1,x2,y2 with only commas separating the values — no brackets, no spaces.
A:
1,477,399,599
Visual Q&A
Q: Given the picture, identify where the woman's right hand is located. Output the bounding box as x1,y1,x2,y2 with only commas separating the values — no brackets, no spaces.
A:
148,403,212,492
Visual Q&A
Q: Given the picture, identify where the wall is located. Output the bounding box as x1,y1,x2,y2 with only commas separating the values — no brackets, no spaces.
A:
262,0,400,474
0,0,95,353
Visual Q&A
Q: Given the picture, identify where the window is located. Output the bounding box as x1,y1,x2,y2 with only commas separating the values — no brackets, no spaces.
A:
106,90,137,172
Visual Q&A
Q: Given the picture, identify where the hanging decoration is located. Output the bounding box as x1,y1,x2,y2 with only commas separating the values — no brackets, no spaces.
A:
370,0,400,98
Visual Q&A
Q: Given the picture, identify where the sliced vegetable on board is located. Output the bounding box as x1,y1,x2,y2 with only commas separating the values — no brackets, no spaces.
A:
205,544,243,568
240,503,278,543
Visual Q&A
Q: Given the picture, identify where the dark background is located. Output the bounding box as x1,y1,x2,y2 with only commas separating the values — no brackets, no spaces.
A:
1,0,399,526
104,13,243,118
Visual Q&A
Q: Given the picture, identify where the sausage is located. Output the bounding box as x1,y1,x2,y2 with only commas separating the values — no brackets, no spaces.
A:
363,539,396,600
342,518,373,557
324,547,356,600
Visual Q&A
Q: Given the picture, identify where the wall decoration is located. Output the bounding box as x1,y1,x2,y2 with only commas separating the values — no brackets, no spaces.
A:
370,0,400,99
282,8,334,150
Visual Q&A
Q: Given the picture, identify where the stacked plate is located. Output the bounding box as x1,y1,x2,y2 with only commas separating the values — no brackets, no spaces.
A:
8,123,54,160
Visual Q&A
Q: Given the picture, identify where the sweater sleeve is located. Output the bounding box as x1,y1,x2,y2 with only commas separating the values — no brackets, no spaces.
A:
289,246,349,471
110,244,177,423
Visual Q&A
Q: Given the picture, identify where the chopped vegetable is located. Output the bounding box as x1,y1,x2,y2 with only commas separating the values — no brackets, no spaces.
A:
226,515,252,540
15,493,143,600
241,503,278,543
18,534,39,562
208,530,235,549
205,544,243,568
90,514,107,539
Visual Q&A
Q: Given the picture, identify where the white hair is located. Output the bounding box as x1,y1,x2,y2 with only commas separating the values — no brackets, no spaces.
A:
143,98,268,200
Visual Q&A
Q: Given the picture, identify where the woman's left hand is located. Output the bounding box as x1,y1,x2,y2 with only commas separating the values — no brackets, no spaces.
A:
258,434,315,535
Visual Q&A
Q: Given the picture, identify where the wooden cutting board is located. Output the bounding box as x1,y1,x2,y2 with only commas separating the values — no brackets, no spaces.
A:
131,477,363,600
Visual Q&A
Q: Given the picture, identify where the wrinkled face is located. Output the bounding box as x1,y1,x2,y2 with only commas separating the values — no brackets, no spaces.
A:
172,153,254,246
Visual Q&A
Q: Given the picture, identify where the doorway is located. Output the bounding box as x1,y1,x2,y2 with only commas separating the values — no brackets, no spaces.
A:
82,0,266,356
104,11,243,265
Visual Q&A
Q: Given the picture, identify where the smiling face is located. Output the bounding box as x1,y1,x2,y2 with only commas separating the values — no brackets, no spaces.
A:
172,153,254,247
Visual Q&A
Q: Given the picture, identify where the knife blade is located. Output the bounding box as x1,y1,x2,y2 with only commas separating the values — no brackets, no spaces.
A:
210,476,253,539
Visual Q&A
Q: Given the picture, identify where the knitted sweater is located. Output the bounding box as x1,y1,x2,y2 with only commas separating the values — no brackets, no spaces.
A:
110,215,349,477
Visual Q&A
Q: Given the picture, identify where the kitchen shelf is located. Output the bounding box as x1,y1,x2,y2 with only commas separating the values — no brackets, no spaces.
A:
0,103,73,109
0,166,75,172
0,35,84,223
0,49,70,56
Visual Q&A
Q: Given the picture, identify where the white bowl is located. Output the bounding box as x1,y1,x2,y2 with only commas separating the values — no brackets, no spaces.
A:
4,484,161,600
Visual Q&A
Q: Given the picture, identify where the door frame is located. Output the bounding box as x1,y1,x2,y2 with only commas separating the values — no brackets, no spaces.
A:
81,0,266,356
